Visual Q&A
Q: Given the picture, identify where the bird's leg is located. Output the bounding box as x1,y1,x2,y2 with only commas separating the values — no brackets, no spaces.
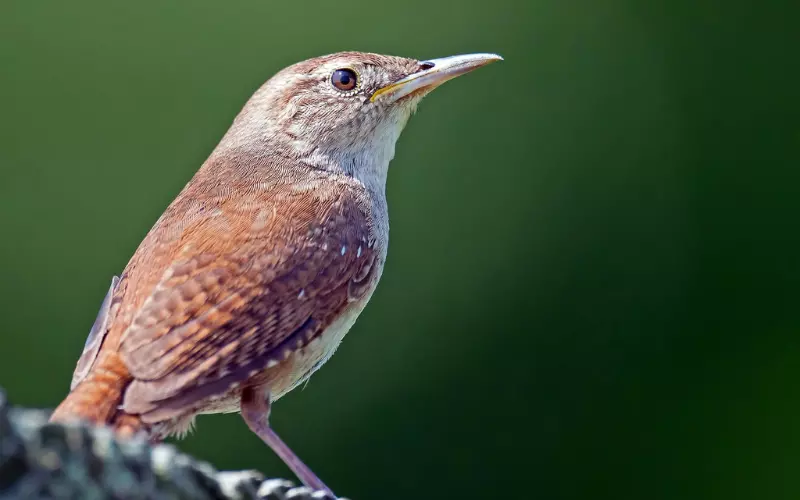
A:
240,385,335,498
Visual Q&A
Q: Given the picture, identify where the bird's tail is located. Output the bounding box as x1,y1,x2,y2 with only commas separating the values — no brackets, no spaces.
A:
49,352,144,437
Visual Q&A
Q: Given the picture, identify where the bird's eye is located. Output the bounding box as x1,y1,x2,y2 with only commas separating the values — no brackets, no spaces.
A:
331,68,359,92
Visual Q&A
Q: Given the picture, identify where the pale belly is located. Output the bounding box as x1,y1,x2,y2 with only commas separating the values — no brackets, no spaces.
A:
191,278,380,418
270,293,372,400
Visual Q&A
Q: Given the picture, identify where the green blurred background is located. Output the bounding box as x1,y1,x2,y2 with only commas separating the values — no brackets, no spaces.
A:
1,1,798,499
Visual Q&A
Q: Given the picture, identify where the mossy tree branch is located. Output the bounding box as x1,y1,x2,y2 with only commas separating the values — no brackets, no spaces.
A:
0,390,343,500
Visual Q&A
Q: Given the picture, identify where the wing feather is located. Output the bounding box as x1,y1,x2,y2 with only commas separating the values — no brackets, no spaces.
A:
116,178,377,421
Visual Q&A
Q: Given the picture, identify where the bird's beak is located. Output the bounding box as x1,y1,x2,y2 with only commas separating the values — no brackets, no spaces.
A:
370,53,503,104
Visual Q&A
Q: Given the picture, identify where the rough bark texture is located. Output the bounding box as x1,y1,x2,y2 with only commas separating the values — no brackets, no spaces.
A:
0,390,342,500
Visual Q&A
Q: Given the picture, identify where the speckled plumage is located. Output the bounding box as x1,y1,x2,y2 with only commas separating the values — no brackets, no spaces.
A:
49,50,502,495
50,52,424,435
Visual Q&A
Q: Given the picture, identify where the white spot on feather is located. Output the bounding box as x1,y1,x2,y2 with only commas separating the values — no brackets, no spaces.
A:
251,208,271,231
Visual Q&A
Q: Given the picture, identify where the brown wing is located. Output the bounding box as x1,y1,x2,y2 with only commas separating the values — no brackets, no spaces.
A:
115,172,378,423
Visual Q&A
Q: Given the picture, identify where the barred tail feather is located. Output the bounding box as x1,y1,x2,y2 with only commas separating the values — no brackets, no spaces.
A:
50,352,143,437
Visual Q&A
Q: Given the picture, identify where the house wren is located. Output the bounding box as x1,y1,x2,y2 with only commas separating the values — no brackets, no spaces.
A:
49,51,502,497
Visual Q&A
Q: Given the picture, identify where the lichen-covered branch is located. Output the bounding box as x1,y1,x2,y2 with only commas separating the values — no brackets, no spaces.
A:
0,390,342,499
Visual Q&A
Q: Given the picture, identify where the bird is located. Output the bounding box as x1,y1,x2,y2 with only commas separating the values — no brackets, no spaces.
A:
49,51,502,497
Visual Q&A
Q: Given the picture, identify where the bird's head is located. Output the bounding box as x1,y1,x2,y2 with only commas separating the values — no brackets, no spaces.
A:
219,51,502,186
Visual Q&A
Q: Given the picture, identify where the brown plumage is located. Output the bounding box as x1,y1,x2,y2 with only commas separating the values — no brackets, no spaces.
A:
54,164,378,430
50,51,502,496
